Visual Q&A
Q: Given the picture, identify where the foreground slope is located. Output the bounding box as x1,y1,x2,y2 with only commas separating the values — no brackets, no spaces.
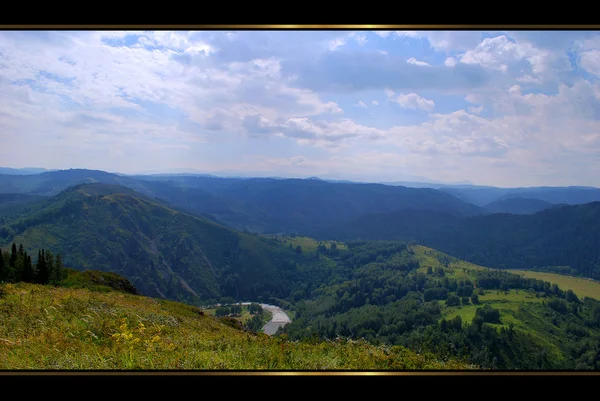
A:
0,281,470,370
0,183,298,303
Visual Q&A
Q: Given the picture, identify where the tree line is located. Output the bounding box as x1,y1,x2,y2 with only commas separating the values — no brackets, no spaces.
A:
0,242,65,285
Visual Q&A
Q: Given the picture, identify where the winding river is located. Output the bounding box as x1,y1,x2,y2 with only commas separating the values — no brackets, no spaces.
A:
241,302,292,335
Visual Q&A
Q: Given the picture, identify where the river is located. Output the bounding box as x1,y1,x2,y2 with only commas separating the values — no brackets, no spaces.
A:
240,302,292,335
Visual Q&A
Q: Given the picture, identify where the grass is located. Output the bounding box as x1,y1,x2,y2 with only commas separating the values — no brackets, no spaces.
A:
510,270,600,300
0,282,472,370
265,235,348,253
412,245,486,279
442,289,544,323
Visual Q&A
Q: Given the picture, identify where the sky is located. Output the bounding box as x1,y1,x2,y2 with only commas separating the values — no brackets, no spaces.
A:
1,30,600,187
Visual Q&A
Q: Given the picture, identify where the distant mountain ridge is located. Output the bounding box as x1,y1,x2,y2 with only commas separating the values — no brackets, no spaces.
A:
482,196,555,215
0,167,54,175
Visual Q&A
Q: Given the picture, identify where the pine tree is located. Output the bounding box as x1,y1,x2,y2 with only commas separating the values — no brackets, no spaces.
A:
13,253,24,282
0,248,4,282
54,254,65,283
45,250,55,284
18,244,24,256
10,243,17,267
36,249,49,284
23,255,34,283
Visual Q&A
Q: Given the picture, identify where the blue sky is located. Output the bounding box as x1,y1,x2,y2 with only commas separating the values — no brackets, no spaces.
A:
1,30,600,187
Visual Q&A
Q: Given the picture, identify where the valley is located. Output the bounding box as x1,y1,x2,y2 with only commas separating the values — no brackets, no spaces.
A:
1,169,600,370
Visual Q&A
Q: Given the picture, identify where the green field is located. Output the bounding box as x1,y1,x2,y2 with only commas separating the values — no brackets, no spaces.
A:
412,245,486,279
264,235,348,253
510,270,600,300
442,289,543,323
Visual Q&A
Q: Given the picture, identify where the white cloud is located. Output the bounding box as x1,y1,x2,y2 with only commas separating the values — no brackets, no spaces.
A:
580,50,600,76
468,105,484,114
395,31,483,51
374,31,392,38
395,93,435,111
3,30,600,186
445,57,457,67
517,75,543,84
350,33,368,46
327,37,346,51
407,57,430,67
459,35,563,81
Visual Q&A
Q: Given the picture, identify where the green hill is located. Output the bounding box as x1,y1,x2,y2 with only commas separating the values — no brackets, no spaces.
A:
315,202,600,281
0,280,470,370
0,183,301,304
281,244,600,370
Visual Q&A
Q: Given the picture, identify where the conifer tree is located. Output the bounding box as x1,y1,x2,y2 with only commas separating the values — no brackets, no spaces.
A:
54,253,65,283
36,249,49,284
10,243,17,267
0,248,4,282
13,253,24,282
45,250,55,284
23,254,34,283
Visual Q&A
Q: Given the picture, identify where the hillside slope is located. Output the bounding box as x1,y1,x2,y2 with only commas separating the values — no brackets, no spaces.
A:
315,202,600,280
0,184,299,304
0,281,471,370
282,243,600,369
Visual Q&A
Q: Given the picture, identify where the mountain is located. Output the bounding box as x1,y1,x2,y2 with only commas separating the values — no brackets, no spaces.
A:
0,169,484,235
0,193,46,217
131,176,484,234
0,169,136,196
482,196,555,215
439,186,600,207
315,201,600,280
0,167,54,175
0,183,303,303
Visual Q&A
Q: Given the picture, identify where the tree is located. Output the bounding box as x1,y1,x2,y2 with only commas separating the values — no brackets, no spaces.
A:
52,253,65,284
215,306,230,317
471,293,480,304
296,245,302,254
0,248,4,282
23,254,35,283
426,266,433,274
446,294,460,306
566,289,580,304
45,251,55,284
36,249,50,284
10,243,17,267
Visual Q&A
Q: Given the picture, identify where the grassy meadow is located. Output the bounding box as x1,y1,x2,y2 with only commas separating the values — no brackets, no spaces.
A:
510,270,600,300
0,281,472,370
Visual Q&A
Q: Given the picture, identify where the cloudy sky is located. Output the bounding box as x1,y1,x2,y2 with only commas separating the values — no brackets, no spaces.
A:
1,30,600,187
